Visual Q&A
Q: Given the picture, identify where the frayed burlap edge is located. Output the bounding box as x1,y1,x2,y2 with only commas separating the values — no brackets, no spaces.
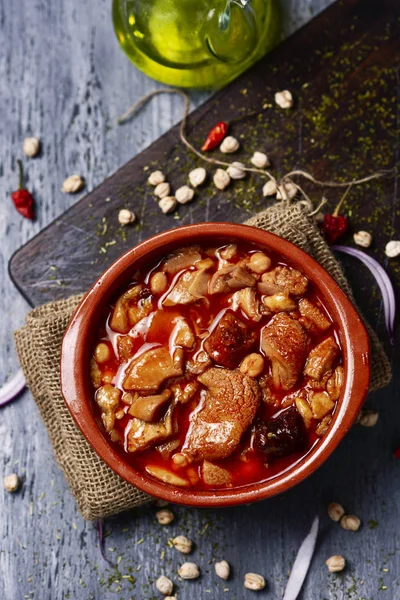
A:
14,200,391,520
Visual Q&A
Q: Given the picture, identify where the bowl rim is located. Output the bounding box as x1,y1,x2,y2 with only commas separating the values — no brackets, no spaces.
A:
61,222,370,506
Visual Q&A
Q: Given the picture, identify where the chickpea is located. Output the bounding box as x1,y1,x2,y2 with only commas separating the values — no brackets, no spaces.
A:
240,353,265,377
172,452,189,467
95,342,111,364
150,271,168,295
248,252,271,274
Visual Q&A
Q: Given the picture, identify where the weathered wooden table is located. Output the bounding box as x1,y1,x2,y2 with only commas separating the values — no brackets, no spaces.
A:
1,1,399,599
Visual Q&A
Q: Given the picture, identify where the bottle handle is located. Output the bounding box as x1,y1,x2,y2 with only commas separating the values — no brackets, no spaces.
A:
204,0,258,64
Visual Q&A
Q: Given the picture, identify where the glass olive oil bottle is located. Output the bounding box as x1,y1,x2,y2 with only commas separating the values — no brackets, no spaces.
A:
113,0,280,88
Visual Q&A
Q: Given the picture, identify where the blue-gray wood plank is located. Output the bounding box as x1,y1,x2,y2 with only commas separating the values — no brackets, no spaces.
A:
1,1,400,599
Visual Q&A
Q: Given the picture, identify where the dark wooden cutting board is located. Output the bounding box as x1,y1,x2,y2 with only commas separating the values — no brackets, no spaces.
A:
9,0,400,345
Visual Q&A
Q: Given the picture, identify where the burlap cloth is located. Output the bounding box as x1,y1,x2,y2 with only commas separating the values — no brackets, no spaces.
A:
14,201,391,520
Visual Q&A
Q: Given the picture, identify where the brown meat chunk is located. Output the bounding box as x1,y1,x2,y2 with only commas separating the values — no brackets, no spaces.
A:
186,351,213,375
261,313,309,390
182,367,260,461
298,298,331,333
309,391,335,419
252,406,307,459
258,266,308,297
204,312,257,369
163,269,210,306
128,389,172,422
127,402,175,452
209,265,256,295
110,284,145,333
171,319,195,348
233,287,261,321
123,346,184,391
201,461,232,486
161,246,202,275
96,384,122,432
304,337,340,380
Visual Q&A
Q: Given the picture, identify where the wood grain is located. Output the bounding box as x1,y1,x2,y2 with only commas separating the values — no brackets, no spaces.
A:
2,1,400,600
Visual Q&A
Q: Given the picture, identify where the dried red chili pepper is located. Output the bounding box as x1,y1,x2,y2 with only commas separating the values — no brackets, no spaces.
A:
201,121,228,152
394,446,400,459
320,182,355,244
11,160,35,220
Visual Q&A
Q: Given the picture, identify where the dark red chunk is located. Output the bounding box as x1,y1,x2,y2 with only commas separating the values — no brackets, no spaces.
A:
252,406,307,460
204,312,257,369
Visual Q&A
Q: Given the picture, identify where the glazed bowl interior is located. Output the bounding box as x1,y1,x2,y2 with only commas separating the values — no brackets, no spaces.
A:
61,222,370,506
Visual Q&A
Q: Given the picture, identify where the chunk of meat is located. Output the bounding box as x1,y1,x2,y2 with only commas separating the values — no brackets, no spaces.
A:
155,438,180,459
110,284,145,333
123,346,184,391
96,384,122,432
261,313,309,390
127,296,153,328
128,389,172,422
161,246,202,275
163,269,210,306
127,402,176,452
182,367,260,461
304,337,340,380
309,391,335,419
117,335,135,361
111,287,140,331
201,461,232,486
204,312,257,369
209,265,256,295
258,266,308,297
232,287,261,321
171,318,195,349
90,357,102,389
326,366,344,400
298,298,331,333
252,406,307,459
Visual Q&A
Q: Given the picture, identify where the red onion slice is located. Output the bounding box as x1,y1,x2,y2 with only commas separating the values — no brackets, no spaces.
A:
332,245,396,343
0,369,26,408
283,516,319,600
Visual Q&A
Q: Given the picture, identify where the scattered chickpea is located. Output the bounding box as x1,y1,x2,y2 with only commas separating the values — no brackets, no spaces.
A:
248,252,271,274
175,185,195,205
172,535,193,554
150,272,168,295
178,562,200,579
244,573,266,591
251,151,270,169
118,209,136,225
227,161,246,180
275,90,294,109
23,136,40,158
277,181,298,200
148,170,166,186
262,180,277,196
327,502,345,522
326,555,346,573
220,135,240,153
154,182,171,199
385,240,400,258
189,167,207,188
213,169,231,190
156,575,174,595
159,196,177,214
94,342,111,364
240,353,265,378
215,560,230,580
359,410,379,427
3,473,20,493
156,508,175,525
353,231,372,248
340,514,361,531
61,174,84,194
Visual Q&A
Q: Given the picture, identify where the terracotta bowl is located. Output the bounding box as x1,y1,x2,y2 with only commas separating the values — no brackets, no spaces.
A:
61,222,370,506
